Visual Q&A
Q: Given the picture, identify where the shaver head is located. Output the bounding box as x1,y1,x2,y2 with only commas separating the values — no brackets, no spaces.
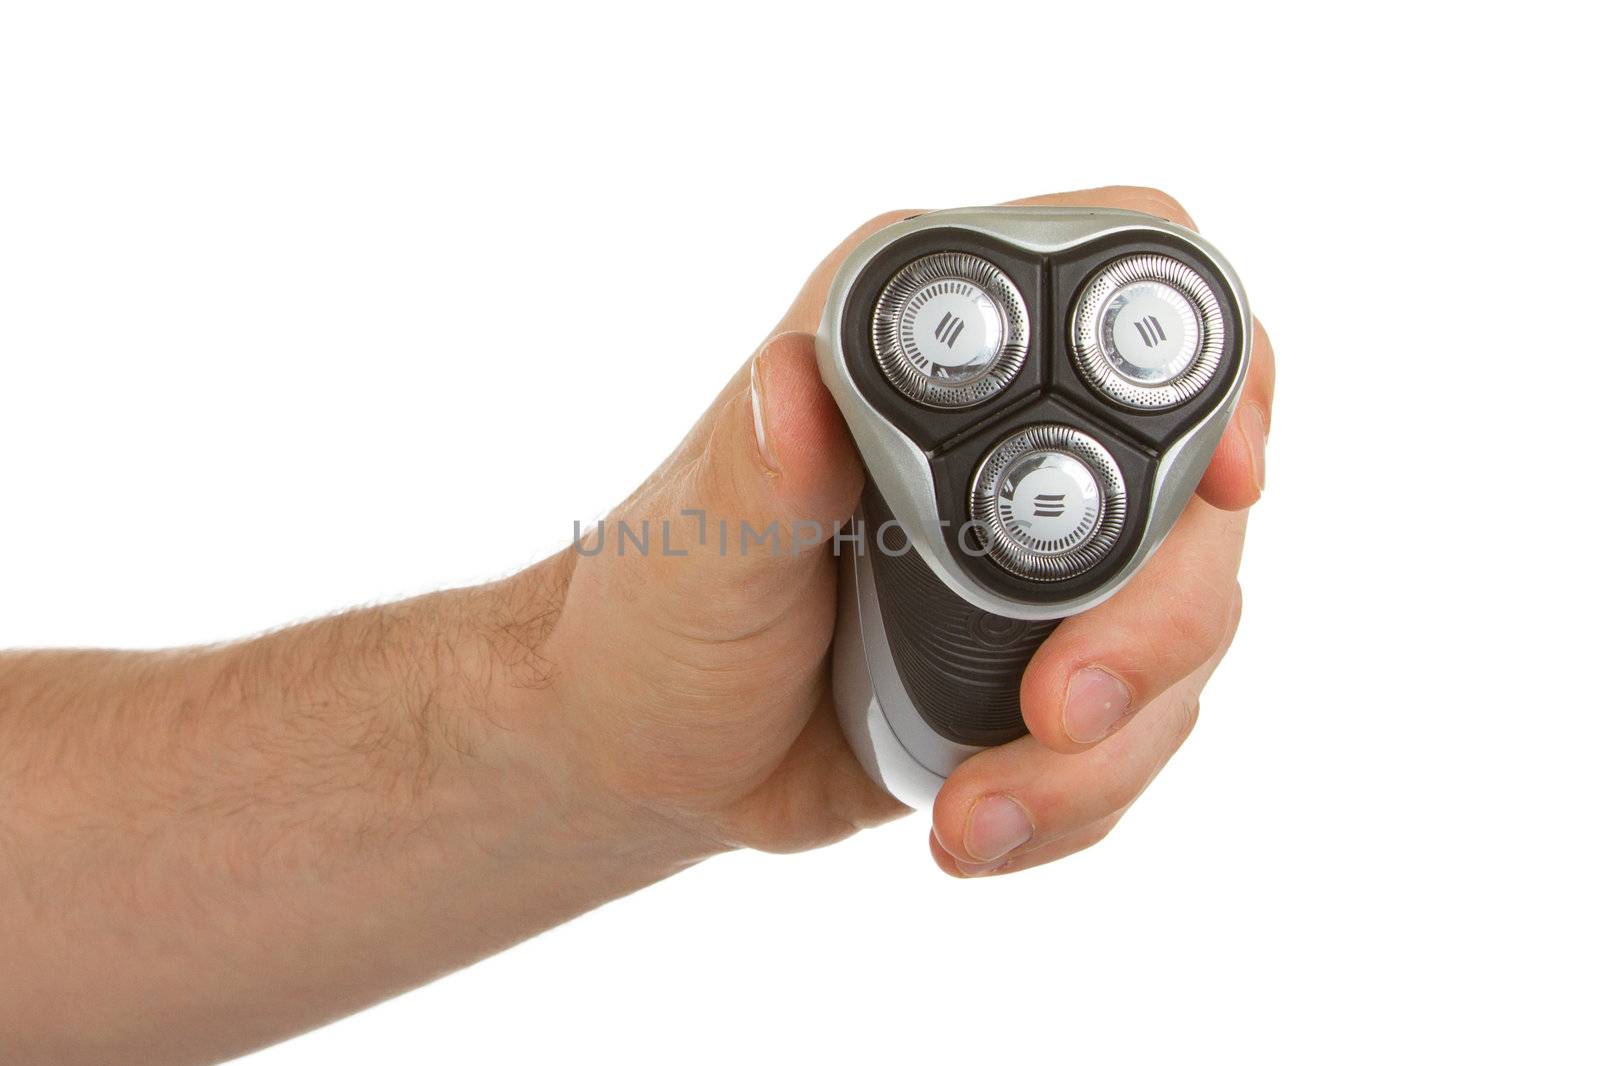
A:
818,207,1251,621
816,207,1251,804
871,251,1030,408
969,423,1128,582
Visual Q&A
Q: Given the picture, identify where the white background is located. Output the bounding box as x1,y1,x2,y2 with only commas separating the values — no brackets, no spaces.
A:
2,2,1595,1063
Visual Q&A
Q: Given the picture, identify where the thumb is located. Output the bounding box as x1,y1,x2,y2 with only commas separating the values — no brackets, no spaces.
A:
745,330,863,533
580,331,863,641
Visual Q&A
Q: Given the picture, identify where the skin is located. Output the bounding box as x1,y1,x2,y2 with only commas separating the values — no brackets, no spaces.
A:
0,186,1274,1064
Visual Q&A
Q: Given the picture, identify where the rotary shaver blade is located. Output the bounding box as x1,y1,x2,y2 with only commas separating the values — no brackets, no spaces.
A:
969,424,1128,582
1071,253,1226,410
871,252,1029,409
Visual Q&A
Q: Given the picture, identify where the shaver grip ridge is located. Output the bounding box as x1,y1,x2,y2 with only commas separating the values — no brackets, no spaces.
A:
863,483,1057,748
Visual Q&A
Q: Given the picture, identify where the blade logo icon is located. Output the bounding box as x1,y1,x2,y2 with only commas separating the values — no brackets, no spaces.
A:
1032,493,1067,519
932,311,966,349
1133,314,1167,348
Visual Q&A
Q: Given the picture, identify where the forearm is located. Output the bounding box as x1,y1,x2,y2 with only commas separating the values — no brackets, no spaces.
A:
0,558,710,1065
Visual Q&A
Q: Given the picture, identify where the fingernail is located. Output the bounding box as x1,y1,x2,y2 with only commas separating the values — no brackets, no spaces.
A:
964,794,1033,862
1064,667,1133,744
749,345,780,474
954,857,1008,877
1242,402,1268,494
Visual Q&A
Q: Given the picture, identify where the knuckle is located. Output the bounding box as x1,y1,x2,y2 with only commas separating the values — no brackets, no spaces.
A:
861,208,916,235
1173,694,1202,745
1074,818,1118,853
1094,766,1148,817
1119,186,1194,227
1166,592,1231,661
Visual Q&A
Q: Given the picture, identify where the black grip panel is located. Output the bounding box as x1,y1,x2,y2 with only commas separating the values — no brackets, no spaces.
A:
864,487,1057,747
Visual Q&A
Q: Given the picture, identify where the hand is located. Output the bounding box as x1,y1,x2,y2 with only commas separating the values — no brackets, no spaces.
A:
502,185,1276,872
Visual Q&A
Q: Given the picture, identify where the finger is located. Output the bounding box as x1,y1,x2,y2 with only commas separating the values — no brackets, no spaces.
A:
1197,319,1276,510
929,809,1124,878
1018,497,1245,752
931,653,1222,870
1004,184,1198,230
931,681,1200,868
571,331,862,649
966,811,1126,876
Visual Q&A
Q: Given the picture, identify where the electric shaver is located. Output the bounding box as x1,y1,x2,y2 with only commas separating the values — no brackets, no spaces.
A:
816,207,1251,807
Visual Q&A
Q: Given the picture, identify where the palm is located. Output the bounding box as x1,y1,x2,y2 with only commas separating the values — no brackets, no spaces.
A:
555,531,902,853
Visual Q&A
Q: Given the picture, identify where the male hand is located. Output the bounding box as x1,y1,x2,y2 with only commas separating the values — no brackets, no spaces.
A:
518,185,1276,875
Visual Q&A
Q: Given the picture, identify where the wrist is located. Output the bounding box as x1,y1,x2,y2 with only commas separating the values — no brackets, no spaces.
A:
446,554,729,880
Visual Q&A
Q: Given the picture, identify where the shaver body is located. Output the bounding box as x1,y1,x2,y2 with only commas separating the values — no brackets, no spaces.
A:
816,207,1251,807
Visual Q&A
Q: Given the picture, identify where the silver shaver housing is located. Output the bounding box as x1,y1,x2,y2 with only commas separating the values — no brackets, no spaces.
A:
816,207,1252,806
